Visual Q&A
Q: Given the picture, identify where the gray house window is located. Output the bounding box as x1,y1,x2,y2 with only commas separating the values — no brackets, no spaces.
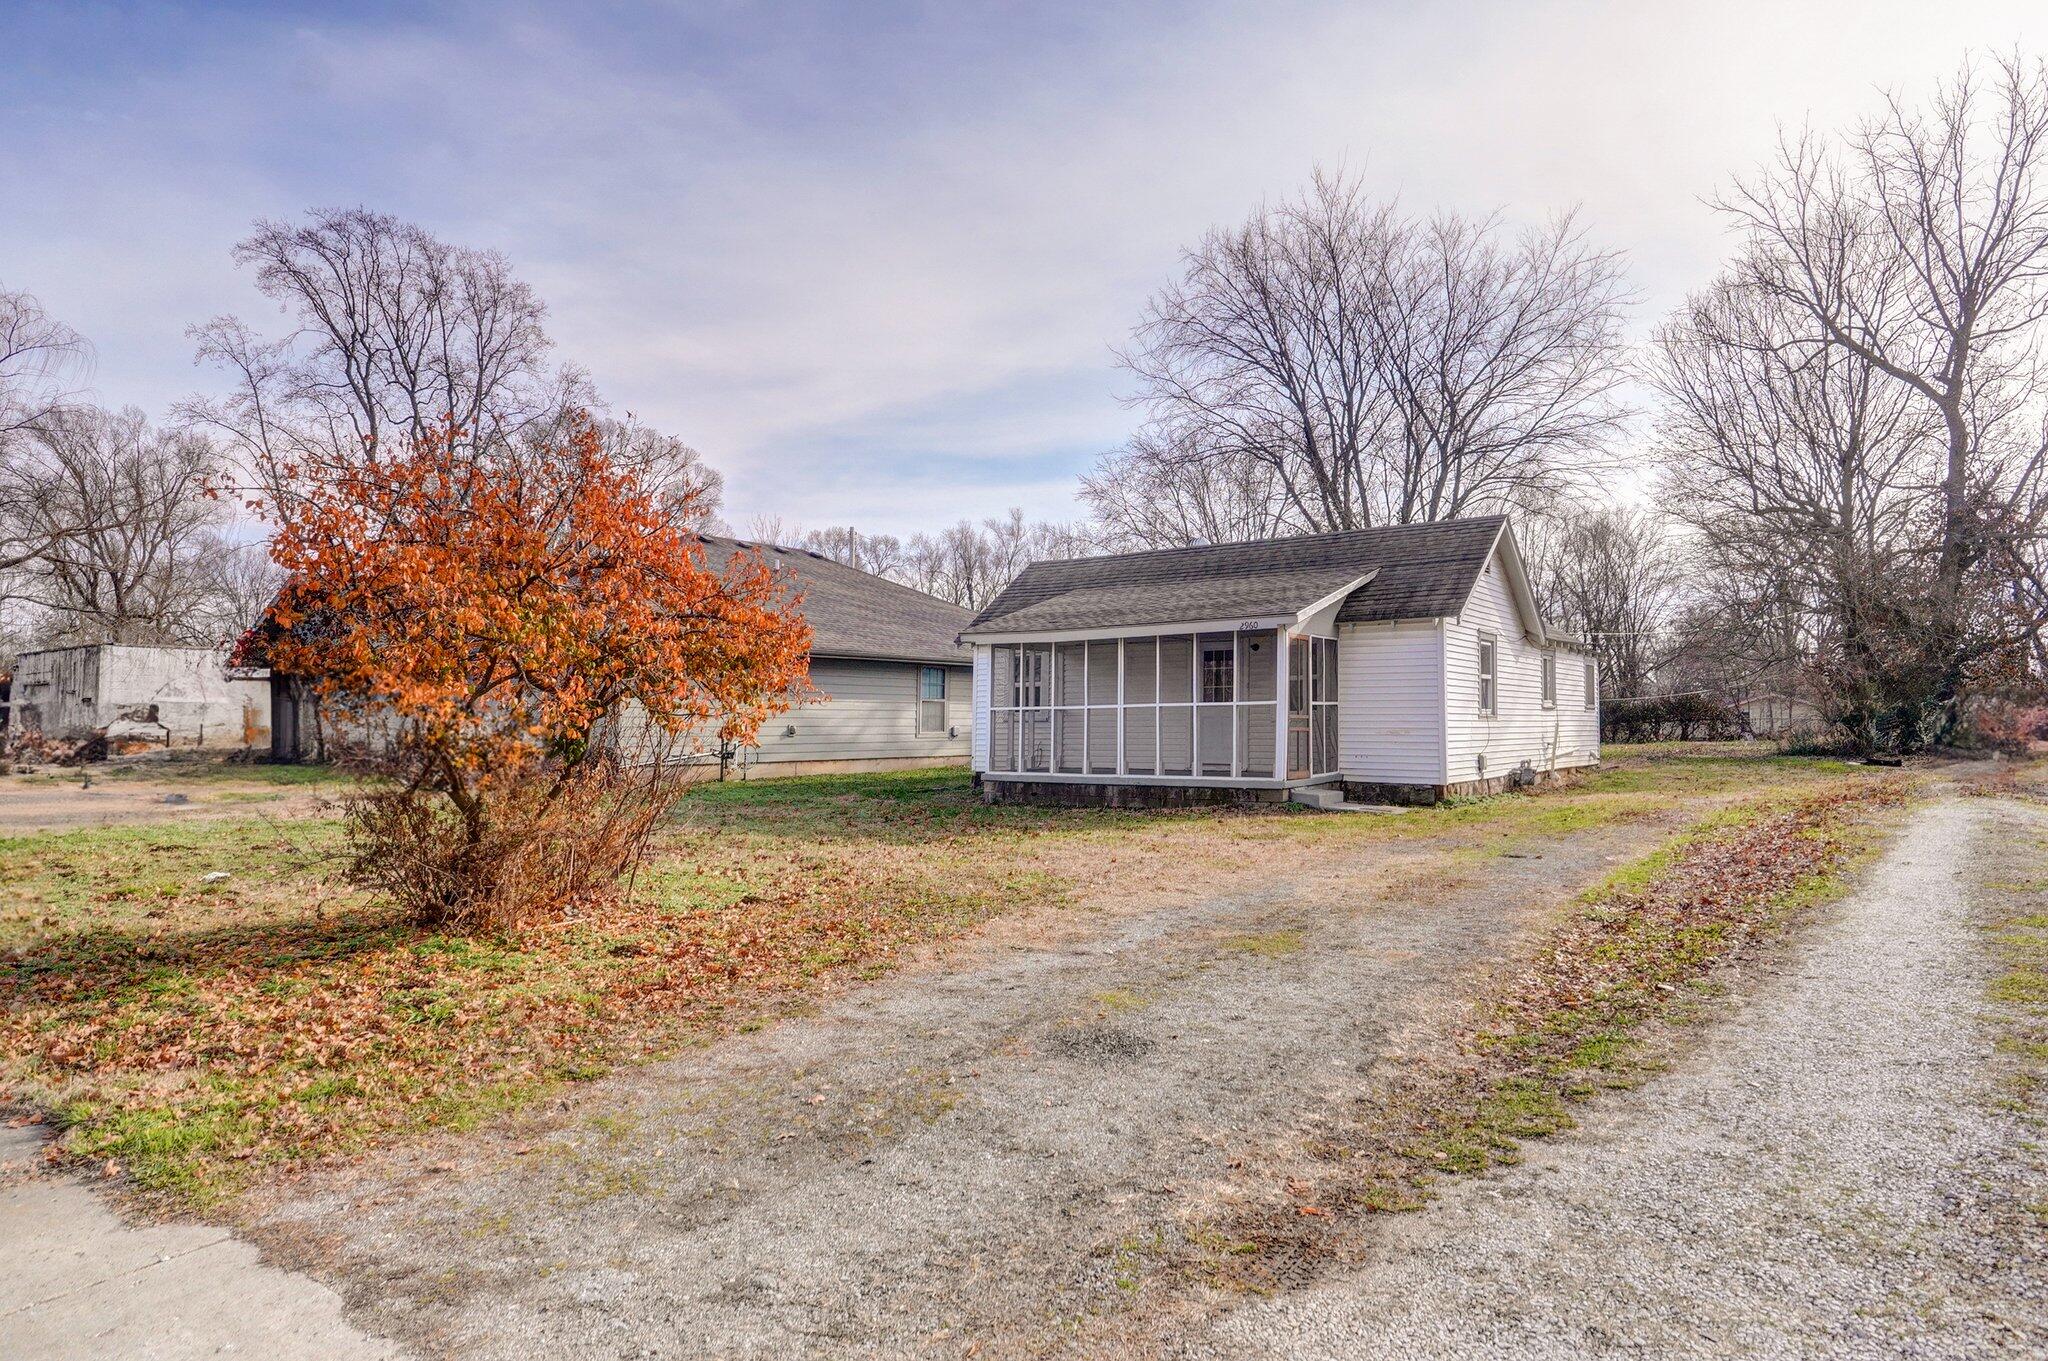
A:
1541,652,1556,709
1584,660,1598,711
918,666,947,735
1478,633,1498,717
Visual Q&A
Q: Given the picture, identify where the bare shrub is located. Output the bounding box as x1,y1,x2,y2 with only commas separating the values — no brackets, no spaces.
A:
344,756,685,933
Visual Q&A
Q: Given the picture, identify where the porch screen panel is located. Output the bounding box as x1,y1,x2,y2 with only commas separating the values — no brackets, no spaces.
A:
1054,642,1085,771
1124,709,1157,774
1197,706,1233,776
1021,709,1051,772
1160,704,1193,776
989,709,1017,771
1055,709,1085,773
1237,705,1276,778
1123,639,1157,704
1122,636,1158,775
1159,635,1194,703
1086,641,1118,704
1239,631,1276,702
991,645,1018,706
1084,640,1119,773
1311,636,1339,774
1055,643,1086,706
1087,710,1117,774
1015,646,1051,772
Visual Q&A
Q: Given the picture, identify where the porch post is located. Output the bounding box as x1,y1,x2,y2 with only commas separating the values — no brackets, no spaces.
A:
1273,627,1290,781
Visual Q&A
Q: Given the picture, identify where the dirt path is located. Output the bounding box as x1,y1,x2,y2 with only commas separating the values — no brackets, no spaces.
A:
249,811,1672,1359
0,778,323,833
1183,795,2048,1359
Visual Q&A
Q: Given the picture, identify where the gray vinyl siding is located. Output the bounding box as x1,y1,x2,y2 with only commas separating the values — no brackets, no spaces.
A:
749,657,970,765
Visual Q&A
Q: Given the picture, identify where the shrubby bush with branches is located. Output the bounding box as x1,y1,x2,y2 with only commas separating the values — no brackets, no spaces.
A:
249,417,811,931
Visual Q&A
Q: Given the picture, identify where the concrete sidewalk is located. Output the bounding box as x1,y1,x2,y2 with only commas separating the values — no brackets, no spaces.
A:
0,1125,399,1361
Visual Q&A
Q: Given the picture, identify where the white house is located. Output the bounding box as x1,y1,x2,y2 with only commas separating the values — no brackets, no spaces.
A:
4,644,271,751
958,516,1597,805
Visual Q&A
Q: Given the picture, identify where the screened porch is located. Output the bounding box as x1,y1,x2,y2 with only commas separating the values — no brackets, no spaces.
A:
986,629,1338,783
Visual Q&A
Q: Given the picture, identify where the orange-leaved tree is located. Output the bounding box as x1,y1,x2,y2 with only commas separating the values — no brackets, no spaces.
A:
257,416,812,929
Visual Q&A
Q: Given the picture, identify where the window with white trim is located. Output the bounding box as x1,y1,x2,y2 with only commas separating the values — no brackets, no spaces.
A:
1477,633,1497,716
1541,651,1556,709
918,666,947,734
1584,660,1598,711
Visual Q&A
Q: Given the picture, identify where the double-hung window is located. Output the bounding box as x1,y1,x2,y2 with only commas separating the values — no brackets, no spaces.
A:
1584,660,1598,711
918,666,948,734
1541,652,1557,709
1477,634,1498,717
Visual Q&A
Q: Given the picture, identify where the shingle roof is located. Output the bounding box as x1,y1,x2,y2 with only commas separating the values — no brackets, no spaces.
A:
962,517,1508,636
694,536,971,666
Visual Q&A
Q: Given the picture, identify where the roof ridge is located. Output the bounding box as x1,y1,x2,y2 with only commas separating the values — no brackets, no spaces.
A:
1016,515,1506,571
695,533,970,617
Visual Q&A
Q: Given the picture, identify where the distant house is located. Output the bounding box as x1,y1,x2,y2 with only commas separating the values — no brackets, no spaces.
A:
958,516,1597,806
256,536,975,777
2,644,270,752
687,536,973,776
1741,690,1822,739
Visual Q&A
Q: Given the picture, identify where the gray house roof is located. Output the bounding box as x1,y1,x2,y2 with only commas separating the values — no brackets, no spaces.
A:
961,517,1512,637
694,536,971,666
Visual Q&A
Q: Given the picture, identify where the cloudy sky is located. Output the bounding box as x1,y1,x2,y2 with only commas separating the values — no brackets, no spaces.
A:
2,0,2039,536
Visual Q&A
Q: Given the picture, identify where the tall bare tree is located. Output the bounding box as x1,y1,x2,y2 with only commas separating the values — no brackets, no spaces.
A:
7,406,226,645
181,208,595,505
1713,53,2048,733
0,286,95,590
1110,171,1631,535
1080,422,1296,549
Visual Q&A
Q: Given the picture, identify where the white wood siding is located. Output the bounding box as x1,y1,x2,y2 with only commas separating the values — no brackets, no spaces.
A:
750,657,970,765
1337,619,1446,784
971,646,992,770
1443,554,1598,783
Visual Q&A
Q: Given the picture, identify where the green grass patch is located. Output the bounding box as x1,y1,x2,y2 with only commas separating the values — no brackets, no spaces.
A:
1219,929,1306,958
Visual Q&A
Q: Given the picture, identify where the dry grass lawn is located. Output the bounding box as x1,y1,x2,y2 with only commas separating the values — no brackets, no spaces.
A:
0,744,1875,1204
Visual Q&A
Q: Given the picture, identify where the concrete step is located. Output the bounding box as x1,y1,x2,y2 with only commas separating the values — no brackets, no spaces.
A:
1288,785,1346,810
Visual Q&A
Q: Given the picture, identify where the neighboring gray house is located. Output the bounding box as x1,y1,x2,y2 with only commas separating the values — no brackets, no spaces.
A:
257,536,974,777
959,516,1598,806
689,536,973,777
3,644,271,751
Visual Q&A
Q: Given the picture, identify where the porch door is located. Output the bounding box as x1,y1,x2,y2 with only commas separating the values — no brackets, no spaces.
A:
1287,635,1311,780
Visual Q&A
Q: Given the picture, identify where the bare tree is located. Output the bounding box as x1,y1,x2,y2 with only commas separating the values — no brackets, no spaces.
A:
1525,506,1683,699
1714,53,2048,732
0,286,96,591
1080,422,1296,549
188,534,285,646
1112,170,1631,534
801,525,906,577
7,406,225,644
0,285,86,444
587,418,725,532
181,208,594,505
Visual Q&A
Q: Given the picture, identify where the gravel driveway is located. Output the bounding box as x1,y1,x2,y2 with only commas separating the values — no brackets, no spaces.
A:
1184,794,2048,1359
251,809,1670,1359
